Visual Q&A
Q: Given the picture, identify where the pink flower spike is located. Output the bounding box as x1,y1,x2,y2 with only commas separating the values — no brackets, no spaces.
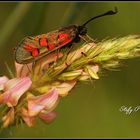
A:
0,76,9,91
28,89,59,117
2,77,32,107
39,111,57,124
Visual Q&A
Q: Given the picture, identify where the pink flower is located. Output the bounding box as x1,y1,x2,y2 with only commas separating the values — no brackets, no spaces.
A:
39,111,57,124
0,51,65,128
0,77,32,107
28,89,59,117
20,88,58,127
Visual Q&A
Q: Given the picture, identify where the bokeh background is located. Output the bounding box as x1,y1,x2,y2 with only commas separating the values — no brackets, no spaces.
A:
0,1,140,138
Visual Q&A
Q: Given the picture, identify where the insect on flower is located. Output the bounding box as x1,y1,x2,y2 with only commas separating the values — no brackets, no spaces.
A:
14,7,118,64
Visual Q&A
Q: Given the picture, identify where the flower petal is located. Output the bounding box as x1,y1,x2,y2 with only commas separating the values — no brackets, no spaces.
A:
28,89,59,117
39,111,57,124
28,101,44,116
91,65,99,74
34,52,63,75
1,77,32,107
20,107,35,127
2,107,14,128
84,65,99,79
0,76,9,91
15,62,32,77
54,81,76,97
79,65,99,81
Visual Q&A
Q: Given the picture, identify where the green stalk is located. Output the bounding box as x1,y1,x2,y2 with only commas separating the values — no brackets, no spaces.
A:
40,35,140,82
0,2,32,49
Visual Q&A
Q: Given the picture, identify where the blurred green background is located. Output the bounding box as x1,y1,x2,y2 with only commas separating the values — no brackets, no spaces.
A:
0,1,140,138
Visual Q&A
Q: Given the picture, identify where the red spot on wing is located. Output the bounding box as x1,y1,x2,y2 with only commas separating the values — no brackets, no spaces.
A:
23,45,34,51
23,44,39,57
58,33,72,46
39,38,47,46
48,44,55,50
32,49,39,57
58,33,69,40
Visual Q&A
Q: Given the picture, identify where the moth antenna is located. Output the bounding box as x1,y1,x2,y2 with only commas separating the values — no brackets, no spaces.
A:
82,7,118,27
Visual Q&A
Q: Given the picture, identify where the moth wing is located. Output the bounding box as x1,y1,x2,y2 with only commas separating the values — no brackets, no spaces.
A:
15,30,58,64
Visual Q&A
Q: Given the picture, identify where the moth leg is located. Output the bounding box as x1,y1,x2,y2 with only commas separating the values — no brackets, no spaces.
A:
32,59,36,75
65,44,75,66
86,34,96,42
78,34,97,63
78,35,89,56
66,44,73,54
25,64,32,73
79,34,96,56
79,34,91,43
52,49,60,68
56,49,60,63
